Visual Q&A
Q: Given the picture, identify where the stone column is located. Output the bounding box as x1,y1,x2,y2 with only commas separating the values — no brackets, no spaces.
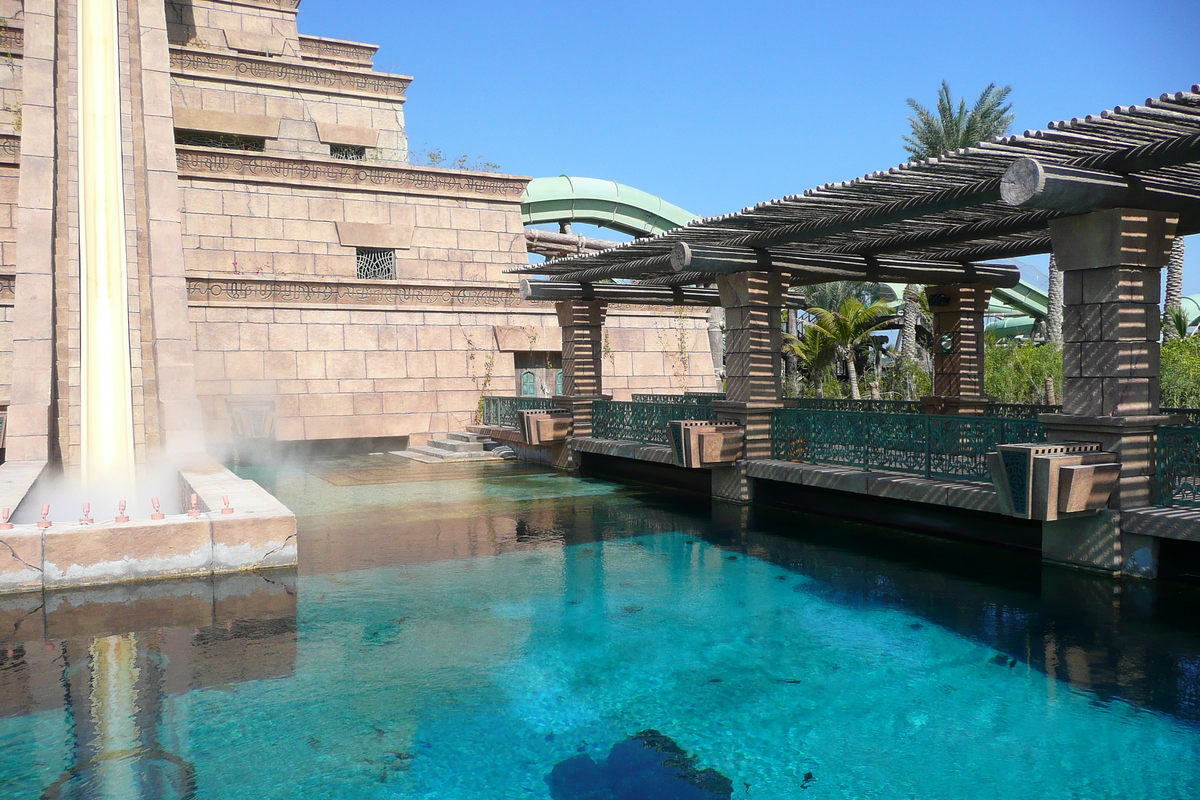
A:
712,271,784,502
1040,208,1181,576
552,301,607,469
921,283,992,415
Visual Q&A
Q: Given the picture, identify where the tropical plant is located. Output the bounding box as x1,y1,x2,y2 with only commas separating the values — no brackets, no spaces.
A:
1162,336,1200,408
782,324,837,398
983,336,1062,404
1165,305,1199,340
1164,238,1188,340
808,297,895,399
902,81,1015,161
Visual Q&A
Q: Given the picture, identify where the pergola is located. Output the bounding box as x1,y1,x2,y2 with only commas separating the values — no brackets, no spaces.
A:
513,87,1200,517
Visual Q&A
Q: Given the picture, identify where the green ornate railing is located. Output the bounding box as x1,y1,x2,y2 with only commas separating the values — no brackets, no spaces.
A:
771,409,1047,481
792,398,924,414
481,396,559,428
630,392,725,405
1164,408,1200,426
593,400,716,446
985,402,1061,419
1156,425,1200,507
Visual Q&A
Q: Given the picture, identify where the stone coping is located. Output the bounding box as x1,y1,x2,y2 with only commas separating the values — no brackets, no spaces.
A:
169,47,411,101
204,0,301,13
0,461,297,595
466,424,522,443
298,35,378,67
570,437,677,465
745,460,1002,514
176,146,530,201
1121,506,1200,542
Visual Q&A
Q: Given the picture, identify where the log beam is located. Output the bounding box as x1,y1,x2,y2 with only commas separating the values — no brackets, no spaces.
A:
521,279,805,308
669,242,1020,287
1001,157,1200,216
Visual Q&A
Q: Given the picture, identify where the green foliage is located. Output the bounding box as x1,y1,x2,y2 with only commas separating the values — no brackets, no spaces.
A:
903,81,1014,161
1162,336,1200,407
802,281,888,312
410,147,501,173
878,355,931,400
1164,306,1200,339
984,338,1062,403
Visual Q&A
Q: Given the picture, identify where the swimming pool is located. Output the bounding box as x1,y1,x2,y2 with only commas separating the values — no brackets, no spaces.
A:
2,457,1199,798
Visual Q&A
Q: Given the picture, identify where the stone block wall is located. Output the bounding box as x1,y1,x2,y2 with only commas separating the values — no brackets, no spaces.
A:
188,300,718,447
177,181,527,282
166,0,303,57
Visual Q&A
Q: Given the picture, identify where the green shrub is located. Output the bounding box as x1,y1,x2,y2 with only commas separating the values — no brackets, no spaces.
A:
1162,336,1200,408
984,339,1062,403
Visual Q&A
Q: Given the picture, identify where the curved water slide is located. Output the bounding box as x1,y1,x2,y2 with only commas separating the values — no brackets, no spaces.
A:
521,176,1052,322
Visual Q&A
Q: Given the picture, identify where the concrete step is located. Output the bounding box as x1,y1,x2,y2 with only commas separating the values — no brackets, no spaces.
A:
445,432,490,443
427,438,485,453
393,445,500,463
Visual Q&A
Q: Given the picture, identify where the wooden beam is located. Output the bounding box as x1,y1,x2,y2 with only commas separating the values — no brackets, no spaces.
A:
520,279,721,306
1001,157,1200,215
520,280,806,308
670,242,1021,287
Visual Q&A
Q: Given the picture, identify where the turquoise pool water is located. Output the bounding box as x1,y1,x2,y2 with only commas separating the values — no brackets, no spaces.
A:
2,458,1200,798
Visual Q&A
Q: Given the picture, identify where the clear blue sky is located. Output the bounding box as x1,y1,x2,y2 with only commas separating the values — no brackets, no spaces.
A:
299,0,1200,294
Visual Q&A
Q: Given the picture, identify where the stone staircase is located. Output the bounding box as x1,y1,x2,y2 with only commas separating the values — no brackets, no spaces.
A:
394,432,509,463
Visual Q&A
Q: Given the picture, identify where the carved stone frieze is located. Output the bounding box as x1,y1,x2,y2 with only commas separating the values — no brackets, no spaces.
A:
0,25,23,56
298,36,377,66
176,147,529,201
169,48,410,100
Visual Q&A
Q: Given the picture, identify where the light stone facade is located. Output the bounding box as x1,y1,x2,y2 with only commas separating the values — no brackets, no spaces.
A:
0,0,716,458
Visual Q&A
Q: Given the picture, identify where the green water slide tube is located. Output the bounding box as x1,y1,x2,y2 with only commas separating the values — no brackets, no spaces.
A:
522,176,698,237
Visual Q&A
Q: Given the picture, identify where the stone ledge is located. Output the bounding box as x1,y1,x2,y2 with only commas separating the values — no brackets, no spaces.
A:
0,461,297,595
1120,506,1200,542
466,424,522,443
570,437,676,465
169,47,411,101
746,459,1000,513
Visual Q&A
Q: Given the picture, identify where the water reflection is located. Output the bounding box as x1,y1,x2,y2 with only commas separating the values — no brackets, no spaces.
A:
0,572,296,798
3,457,1200,797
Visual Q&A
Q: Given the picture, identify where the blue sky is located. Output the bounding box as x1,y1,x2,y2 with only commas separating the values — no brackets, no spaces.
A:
299,0,1200,294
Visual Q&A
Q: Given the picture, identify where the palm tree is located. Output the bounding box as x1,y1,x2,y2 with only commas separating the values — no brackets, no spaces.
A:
1046,254,1063,344
900,81,1015,388
782,324,836,398
810,297,894,400
1165,238,1186,340
902,81,1015,162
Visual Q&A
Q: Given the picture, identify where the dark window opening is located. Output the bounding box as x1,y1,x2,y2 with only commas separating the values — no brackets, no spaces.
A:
356,248,396,280
330,144,366,161
175,130,266,152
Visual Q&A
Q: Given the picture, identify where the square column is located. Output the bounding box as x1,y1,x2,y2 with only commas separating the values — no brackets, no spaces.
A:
1040,208,1181,574
921,283,992,415
553,301,608,451
712,271,784,502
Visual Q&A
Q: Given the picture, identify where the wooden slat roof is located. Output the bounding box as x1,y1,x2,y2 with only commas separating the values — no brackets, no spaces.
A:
509,87,1200,284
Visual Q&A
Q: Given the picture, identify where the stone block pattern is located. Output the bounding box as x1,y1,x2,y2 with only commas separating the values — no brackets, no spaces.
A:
190,302,717,446
177,180,527,284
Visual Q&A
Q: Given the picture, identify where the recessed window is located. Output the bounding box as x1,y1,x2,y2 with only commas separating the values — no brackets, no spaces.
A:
356,248,396,280
175,130,266,152
330,144,366,160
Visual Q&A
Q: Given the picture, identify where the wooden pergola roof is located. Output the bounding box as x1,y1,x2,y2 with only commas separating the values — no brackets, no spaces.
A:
510,86,1200,292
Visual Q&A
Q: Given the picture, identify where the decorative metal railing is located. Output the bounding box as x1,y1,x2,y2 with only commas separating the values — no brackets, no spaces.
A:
593,400,717,446
1163,408,1200,426
630,392,725,405
792,398,924,414
1156,425,1200,507
481,396,559,428
771,409,1047,481
984,402,1061,419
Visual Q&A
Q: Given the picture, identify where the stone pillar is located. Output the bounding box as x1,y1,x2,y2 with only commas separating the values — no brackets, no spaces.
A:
6,0,60,464
921,283,992,415
1039,208,1181,574
552,301,607,469
711,271,784,502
